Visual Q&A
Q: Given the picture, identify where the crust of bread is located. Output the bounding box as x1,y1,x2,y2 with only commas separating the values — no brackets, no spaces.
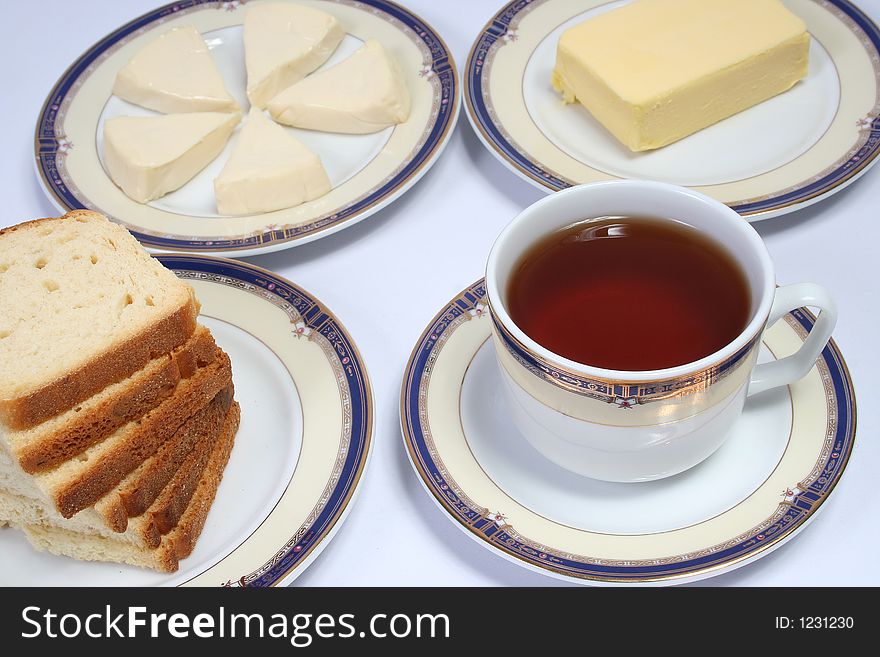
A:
0,211,96,239
19,401,240,573
0,211,200,431
148,438,215,537
166,400,240,563
0,293,199,430
94,383,233,533
130,398,240,552
50,349,232,518
13,326,217,473
147,392,231,537
0,390,236,552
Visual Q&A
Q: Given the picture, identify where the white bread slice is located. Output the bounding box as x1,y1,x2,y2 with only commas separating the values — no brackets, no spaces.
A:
0,349,232,518
1,489,147,547
5,326,216,474
268,39,411,134
0,387,236,550
113,26,239,114
0,211,199,430
103,112,240,203
244,2,344,108
214,108,331,215
17,401,240,573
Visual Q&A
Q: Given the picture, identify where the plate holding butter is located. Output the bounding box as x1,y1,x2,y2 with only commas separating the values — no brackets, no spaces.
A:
35,0,459,255
464,0,880,219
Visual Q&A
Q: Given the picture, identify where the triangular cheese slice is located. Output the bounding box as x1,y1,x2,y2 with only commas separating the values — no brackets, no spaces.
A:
267,39,411,134
103,112,240,203
213,108,331,215
113,26,239,114
244,2,344,109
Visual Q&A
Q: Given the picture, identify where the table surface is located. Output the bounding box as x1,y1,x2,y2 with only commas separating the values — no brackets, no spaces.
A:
2,0,877,587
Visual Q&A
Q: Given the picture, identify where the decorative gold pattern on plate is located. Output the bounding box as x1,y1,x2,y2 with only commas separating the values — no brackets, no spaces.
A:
168,256,372,587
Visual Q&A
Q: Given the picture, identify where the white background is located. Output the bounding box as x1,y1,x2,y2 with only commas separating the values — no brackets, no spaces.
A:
1,0,877,587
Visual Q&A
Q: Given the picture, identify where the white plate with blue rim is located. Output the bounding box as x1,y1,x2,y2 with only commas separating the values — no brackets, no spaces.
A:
400,280,856,585
0,255,373,586
463,0,880,219
34,0,459,256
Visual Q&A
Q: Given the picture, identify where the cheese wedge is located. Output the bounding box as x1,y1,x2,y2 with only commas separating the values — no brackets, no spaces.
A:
104,112,240,203
114,26,239,114
268,39,410,134
214,108,331,215
244,2,344,109
552,0,810,152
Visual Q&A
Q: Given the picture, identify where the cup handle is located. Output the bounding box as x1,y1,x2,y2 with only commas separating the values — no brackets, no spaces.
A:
748,283,837,397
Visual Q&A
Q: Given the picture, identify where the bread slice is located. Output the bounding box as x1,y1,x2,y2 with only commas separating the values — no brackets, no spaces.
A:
94,383,233,533
18,401,240,573
128,397,239,554
139,419,220,537
0,489,148,547
0,211,199,430
0,349,232,517
0,389,236,550
4,326,216,474
42,349,231,518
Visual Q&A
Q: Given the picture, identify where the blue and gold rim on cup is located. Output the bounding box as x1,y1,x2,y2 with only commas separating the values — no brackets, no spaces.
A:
34,0,459,253
463,0,880,219
489,310,761,407
400,279,857,583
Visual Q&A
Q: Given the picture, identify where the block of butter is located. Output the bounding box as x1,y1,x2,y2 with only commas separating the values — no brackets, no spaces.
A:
552,0,810,152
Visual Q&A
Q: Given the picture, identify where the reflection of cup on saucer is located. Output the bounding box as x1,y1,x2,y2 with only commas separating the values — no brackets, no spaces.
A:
485,180,837,482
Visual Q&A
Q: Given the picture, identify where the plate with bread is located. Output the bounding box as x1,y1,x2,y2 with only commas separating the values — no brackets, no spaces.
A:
35,0,459,256
464,0,880,219
0,212,373,586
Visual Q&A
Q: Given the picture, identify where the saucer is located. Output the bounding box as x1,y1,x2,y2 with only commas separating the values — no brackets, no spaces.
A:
400,279,856,585
463,0,880,219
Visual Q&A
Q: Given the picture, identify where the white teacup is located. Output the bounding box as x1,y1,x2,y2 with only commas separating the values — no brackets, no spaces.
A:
486,180,837,482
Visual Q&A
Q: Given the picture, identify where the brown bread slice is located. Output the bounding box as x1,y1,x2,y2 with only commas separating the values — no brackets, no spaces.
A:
127,397,240,551
165,399,239,563
7,326,217,473
0,388,235,550
20,401,241,572
95,383,234,533
35,349,232,517
0,210,199,430
141,407,225,538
